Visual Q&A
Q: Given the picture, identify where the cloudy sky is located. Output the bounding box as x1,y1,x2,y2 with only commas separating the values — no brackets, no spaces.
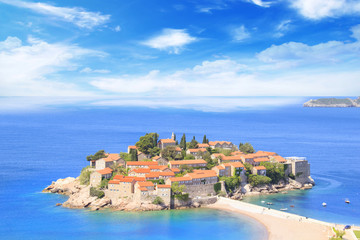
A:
0,0,360,111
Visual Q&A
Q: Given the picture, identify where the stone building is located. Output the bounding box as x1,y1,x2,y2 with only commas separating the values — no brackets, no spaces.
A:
169,159,207,169
157,139,176,150
186,148,207,159
209,141,236,150
252,166,267,176
94,153,125,170
126,161,159,170
90,167,113,187
284,157,312,184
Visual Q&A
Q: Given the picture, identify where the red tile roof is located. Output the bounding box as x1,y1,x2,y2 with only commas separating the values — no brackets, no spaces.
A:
138,187,148,191
209,141,232,146
231,151,243,156
137,181,154,187
212,153,225,158
168,177,192,182
171,168,180,173
186,170,217,179
96,167,113,175
221,155,243,161
228,162,245,168
272,155,286,163
257,151,277,156
157,185,171,188
145,172,160,178
131,168,151,173
188,148,207,153
152,156,160,160
127,161,158,166
113,175,124,180
104,153,121,162
159,172,175,177
119,178,135,183
254,166,266,170
108,180,120,184
128,145,138,149
197,143,209,148
169,160,206,165
175,147,182,152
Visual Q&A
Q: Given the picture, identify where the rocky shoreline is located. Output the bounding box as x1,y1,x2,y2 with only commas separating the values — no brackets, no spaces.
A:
43,177,215,211
43,177,314,211
303,97,360,107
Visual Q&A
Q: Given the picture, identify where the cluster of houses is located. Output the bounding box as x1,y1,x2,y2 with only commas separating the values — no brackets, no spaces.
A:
88,134,311,205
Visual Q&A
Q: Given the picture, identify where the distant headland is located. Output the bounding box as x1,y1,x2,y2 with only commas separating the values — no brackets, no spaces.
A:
304,97,360,108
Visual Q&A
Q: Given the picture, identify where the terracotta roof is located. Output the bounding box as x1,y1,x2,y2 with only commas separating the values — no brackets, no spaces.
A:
128,146,138,149
250,152,270,158
197,143,209,148
272,155,287,163
254,166,266,170
221,155,243,161
257,151,277,156
168,177,192,182
188,148,207,153
119,178,135,183
104,153,121,162
253,157,270,162
212,153,225,158
149,165,167,170
113,175,124,180
213,165,225,170
228,162,245,168
159,172,175,177
138,187,148,191
96,167,113,175
171,168,180,173
157,185,171,188
127,161,159,166
169,160,207,165
137,181,154,187
109,180,120,184
124,176,146,182
186,170,217,179
209,141,232,146
145,172,160,178
131,168,151,173
242,154,255,159
152,156,160,160
175,147,182,152
159,139,176,144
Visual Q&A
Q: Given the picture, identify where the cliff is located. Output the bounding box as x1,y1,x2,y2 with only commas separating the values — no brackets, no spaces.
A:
43,177,216,211
303,97,360,107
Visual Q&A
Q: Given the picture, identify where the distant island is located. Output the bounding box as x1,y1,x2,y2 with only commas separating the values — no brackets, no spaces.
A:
43,132,314,212
304,97,360,107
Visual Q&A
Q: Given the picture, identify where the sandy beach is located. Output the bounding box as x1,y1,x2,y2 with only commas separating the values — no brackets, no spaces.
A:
208,197,334,240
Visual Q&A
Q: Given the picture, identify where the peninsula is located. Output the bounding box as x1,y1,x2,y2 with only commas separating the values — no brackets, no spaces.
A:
304,97,360,107
44,133,314,211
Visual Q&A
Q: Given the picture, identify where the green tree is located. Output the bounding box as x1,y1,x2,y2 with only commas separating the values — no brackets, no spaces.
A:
244,163,253,177
248,175,271,187
239,142,255,154
152,196,164,205
202,135,208,144
86,150,106,161
184,154,195,160
120,152,131,161
130,149,138,161
90,187,104,198
161,146,178,160
260,162,285,184
135,133,159,155
171,182,185,195
220,176,241,192
188,137,198,149
180,134,186,150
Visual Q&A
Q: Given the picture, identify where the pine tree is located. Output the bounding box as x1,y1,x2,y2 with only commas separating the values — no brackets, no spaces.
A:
180,133,186,150
130,149,138,161
202,135,207,144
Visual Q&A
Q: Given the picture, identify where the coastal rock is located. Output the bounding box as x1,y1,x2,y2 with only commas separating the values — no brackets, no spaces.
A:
192,202,201,208
55,203,62,206
43,177,80,195
90,197,111,208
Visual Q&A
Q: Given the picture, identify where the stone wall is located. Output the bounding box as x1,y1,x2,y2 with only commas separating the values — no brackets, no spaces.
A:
183,183,216,198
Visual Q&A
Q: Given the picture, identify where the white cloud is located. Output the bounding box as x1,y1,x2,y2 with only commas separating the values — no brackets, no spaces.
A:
80,67,110,74
142,28,197,54
231,25,251,42
245,0,273,8
0,36,104,96
290,0,360,19
0,0,110,29
114,25,121,32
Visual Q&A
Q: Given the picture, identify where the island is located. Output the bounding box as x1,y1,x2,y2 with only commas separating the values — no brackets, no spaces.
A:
43,132,315,212
304,97,360,107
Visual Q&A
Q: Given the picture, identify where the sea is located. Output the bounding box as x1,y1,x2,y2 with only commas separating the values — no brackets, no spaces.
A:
0,103,359,239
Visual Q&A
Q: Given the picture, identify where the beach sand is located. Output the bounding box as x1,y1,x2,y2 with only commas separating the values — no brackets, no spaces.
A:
208,197,334,240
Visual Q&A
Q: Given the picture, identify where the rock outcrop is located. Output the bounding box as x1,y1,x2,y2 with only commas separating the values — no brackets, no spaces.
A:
43,177,217,212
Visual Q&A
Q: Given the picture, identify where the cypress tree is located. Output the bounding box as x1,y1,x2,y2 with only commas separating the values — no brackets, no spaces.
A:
130,149,138,161
202,135,207,144
180,133,186,150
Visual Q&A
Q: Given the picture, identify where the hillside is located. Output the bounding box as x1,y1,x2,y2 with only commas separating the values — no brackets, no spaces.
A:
303,97,360,107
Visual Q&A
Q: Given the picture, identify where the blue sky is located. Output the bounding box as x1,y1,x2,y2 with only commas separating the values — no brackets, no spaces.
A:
0,0,360,111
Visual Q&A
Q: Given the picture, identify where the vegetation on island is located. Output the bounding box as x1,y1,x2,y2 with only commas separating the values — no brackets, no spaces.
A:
220,176,241,192
90,187,105,198
179,133,186,150
239,143,255,154
135,133,160,157
260,162,285,184
171,182,189,201
202,135,209,144
152,196,164,205
79,166,92,185
248,175,272,187
86,150,106,161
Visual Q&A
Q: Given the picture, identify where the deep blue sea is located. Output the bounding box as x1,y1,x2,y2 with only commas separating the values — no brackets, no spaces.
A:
0,105,359,239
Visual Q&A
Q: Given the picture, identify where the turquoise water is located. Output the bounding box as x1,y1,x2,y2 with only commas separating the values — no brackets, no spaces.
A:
0,105,359,238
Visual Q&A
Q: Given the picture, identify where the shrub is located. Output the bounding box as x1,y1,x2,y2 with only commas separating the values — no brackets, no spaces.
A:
248,174,271,187
260,162,285,184
218,191,227,197
214,182,221,193
150,179,165,185
152,196,164,205
175,193,189,201
220,176,241,191
288,173,295,180
79,166,92,185
99,178,109,189
90,187,104,198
